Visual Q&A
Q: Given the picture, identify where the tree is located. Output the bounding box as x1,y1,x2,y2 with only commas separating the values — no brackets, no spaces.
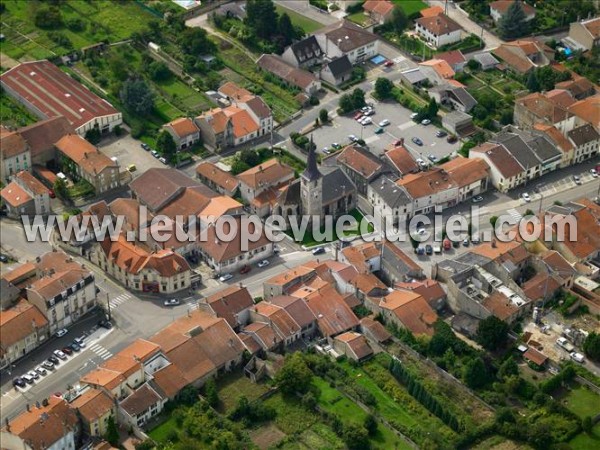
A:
476,316,509,351
178,27,216,56
120,78,155,116
467,59,481,71
34,6,63,29
426,98,439,119
498,1,529,39
350,88,366,109
278,13,295,46
319,108,329,123
387,5,408,33
275,353,313,395
342,423,370,450
463,357,488,389
203,379,219,407
498,356,519,380
526,70,540,92
156,130,177,161
245,0,278,40
583,332,600,362
85,128,101,145
364,414,377,436
104,416,119,446
339,94,354,113
582,416,593,434
53,178,68,199
374,77,394,99
148,61,172,82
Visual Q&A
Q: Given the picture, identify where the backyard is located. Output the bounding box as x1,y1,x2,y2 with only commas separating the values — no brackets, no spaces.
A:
0,91,37,128
558,382,600,419
275,4,323,34
215,371,271,414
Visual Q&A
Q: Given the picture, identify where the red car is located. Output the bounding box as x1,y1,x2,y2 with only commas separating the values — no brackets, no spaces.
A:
354,112,363,120
239,265,251,274
384,60,394,67
48,189,56,198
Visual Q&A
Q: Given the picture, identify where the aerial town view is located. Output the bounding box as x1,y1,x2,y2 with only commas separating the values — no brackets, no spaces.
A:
0,0,599,449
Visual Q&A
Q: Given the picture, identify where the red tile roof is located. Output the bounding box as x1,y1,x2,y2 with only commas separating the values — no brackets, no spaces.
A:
205,285,254,328
55,134,117,175
385,145,419,174
1,129,28,159
416,13,462,35
0,60,119,130
14,171,48,196
196,162,239,193
164,117,199,138
0,299,48,351
436,50,466,67
1,181,32,207
335,331,373,360
237,158,294,189
70,388,115,423
490,1,535,16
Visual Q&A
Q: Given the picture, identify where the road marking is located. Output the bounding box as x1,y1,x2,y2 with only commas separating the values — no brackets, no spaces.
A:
397,121,415,131
507,209,522,223
108,293,132,309
89,343,113,360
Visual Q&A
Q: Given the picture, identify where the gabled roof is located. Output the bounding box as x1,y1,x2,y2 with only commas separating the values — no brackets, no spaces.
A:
579,17,600,39
363,0,394,17
120,384,162,417
533,123,574,153
196,162,239,193
14,171,48,196
321,167,355,204
1,129,28,159
523,347,547,366
254,302,301,339
205,285,254,328
10,116,74,158
490,1,536,16
287,35,323,64
237,158,294,189
55,134,117,175
515,92,572,123
337,144,383,179
420,6,444,17
325,55,353,78
380,290,437,336
1,181,32,207
360,317,391,343
0,299,48,351
441,157,490,189
420,59,455,79
342,241,381,273
149,363,189,398
334,331,373,360
522,273,562,302
385,145,419,174
269,295,317,329
436,50,466,67
492,131,541,169
70,388,115,423
304,285,359,337
567,95,600,126
370,175,411,208
164,117,199,138
257,54,318,90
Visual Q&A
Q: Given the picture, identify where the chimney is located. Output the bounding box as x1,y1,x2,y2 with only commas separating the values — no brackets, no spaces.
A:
26,404,30,412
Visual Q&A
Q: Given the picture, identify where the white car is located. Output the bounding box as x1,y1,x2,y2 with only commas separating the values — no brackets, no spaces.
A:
570,352,585,363
257,260,270,268
556,337,574,351
159,157,167,164
378,119,390,127
163,299,180,307
219,273,234,282
410,112,419,119
591,169,598,178
521,192,531,202
27,370,40,380
53,349,67,360
55,328,68,338
421,119,431,125
573,175,582,185
360,117,372,125
74,336,86,348
348,135,358,142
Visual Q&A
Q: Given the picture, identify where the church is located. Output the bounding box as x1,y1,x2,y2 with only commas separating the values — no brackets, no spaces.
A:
274,144,356,228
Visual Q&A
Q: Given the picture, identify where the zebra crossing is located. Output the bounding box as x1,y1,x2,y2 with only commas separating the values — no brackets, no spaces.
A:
108,293,132,309
507,209,523,223
89,343,113,360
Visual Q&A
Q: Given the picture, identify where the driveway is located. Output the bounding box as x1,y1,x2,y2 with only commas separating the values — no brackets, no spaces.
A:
426,0,503,50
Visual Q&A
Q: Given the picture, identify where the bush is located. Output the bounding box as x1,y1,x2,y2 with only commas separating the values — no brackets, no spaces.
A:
34,6,63,29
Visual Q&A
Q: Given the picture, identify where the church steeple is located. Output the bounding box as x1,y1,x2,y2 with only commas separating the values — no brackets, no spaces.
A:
302,134,321,181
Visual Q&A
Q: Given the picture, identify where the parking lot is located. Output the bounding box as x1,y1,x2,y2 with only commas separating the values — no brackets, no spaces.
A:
311,97,461,162
98,134,165,179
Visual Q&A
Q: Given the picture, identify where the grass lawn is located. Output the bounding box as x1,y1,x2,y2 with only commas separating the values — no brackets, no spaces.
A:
147,415,178,443
0,91,38,128
275,4,323,33
215,372,270,414
154,77,213,113
312,377,411,450
392,0,428,16
263,393,319,435
561,383,600,419
287,209,374,246
570,424,600,450
347,11,371,27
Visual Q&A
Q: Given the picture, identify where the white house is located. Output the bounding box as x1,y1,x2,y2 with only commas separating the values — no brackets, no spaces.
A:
315,20,379,65
415,13,462,48
490,1,536,23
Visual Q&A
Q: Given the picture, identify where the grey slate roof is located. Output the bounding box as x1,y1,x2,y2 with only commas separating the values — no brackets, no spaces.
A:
326,55,353,78
523,134,562,162
471,52,499,67
568,124,600,146
455,251,493,268
401,68,427,84
449,86,478,112
370,175,411,208
321,167,355,205
289,36,323,65
442,110,473,126
278,179,301,206
302,144,322,182
493,132,541,169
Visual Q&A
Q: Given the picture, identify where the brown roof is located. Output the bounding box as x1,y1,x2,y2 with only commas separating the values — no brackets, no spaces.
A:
385,145,419,174
3,397,78,450
320,20,378,52
199,108,230,134
341,241,381,273
546,89,576,108
541,251,576,278
581,17,600,39
14,171,48,196
265,265,315,287
490,1,535,16
363,0,394,16
121,384,162,417
335,331,373,360
1,262,36,285
522,273,562,302
533,124,574,153
196,162,239,193
243,321,282,349
16,116,74,158
436,50,466,67
416,13,462,35
205,285,254,328
492,45,534,73
441,157,489,188
254,302,301,338
555,77,595,99
304,285,359,337
269,295,316,329
0,299,48,351
337,145,383,179
396,279,446,307
224,106,260,139
482,291,519,321
351,273,387,295
383,241,422,273
568,95,600,126
55,134,117,175
81,367,125,391
245,96,271,119
420,59,455,79
257,54,318,90
71,388,115,423
381,290,437,336
1,129,28,159
198,216,271,263
164,117,199,138
470,142,524,178
165,338,216,384
420,6,444,17
1,181,32,207
238,332,262,354
219,81,254,102
360,317,392,343
237,158,294,189
397,167,456,199
523,347,547,366
516,92,571,123
150,364,189,398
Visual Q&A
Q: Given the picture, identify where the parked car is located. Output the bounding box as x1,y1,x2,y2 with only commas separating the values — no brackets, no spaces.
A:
75,336,86,348
22,374,34,384
452,240,460,248
374,127,384,134
443,239,452,251
219,273,234,282
257,260,270,268
415,246,425,255
521,192,531,202
348,134,358,142
141,143,150,151
159,157,167,164
13,378,26,388
322,147,329,154
472,196,484,203
163,298,180,307
69,342,81,352
27,370,40,380
98,319,113,329
462,238,470,247
446,135,457,143
384,60,394,67
332,143,341,150
412,137,423,146
557,337,575,352
61,347,73,356
573,175,582,185
42,361,55,370
421,119,431,126
354,112,363,121
35,366,47,376
378,119,390,127
435,130,447,138
591,168,598,178
425,245,433,255
570,352,585,363
471,234,480,244
150,150,159,158
433,243,442,254
410,112,419,119
428,154,437,162
55,328,68,338
0,254,8,263
48,189,56,198
47,355,59,365
239,265,251,274
360,117,372,125
312,247,325,255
